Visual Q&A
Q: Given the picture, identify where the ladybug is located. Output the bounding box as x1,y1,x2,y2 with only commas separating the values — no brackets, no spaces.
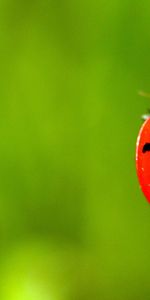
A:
136,113,150,202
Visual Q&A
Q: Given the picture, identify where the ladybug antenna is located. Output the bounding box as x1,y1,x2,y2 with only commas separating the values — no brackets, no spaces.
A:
138,90,150,98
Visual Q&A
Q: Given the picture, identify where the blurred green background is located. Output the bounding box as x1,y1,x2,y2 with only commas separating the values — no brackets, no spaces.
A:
0,0,150,299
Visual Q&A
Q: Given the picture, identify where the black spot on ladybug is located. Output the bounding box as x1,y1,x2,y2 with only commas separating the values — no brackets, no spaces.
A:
142,143,150,153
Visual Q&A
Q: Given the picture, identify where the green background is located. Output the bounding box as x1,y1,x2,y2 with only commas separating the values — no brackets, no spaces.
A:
0,0,150,299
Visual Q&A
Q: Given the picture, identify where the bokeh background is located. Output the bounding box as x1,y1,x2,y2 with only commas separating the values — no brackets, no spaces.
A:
0,0,150,299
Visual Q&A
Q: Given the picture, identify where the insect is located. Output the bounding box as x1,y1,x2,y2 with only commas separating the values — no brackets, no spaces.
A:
136,91,150,202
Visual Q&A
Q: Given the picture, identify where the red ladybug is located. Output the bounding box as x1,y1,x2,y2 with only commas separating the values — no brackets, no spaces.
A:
136,115,150,202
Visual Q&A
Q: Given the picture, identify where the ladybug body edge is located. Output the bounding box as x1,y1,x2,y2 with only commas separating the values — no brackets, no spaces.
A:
136,117,150,202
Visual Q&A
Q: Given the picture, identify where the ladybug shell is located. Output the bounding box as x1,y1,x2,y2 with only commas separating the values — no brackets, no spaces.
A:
136,117,150,202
